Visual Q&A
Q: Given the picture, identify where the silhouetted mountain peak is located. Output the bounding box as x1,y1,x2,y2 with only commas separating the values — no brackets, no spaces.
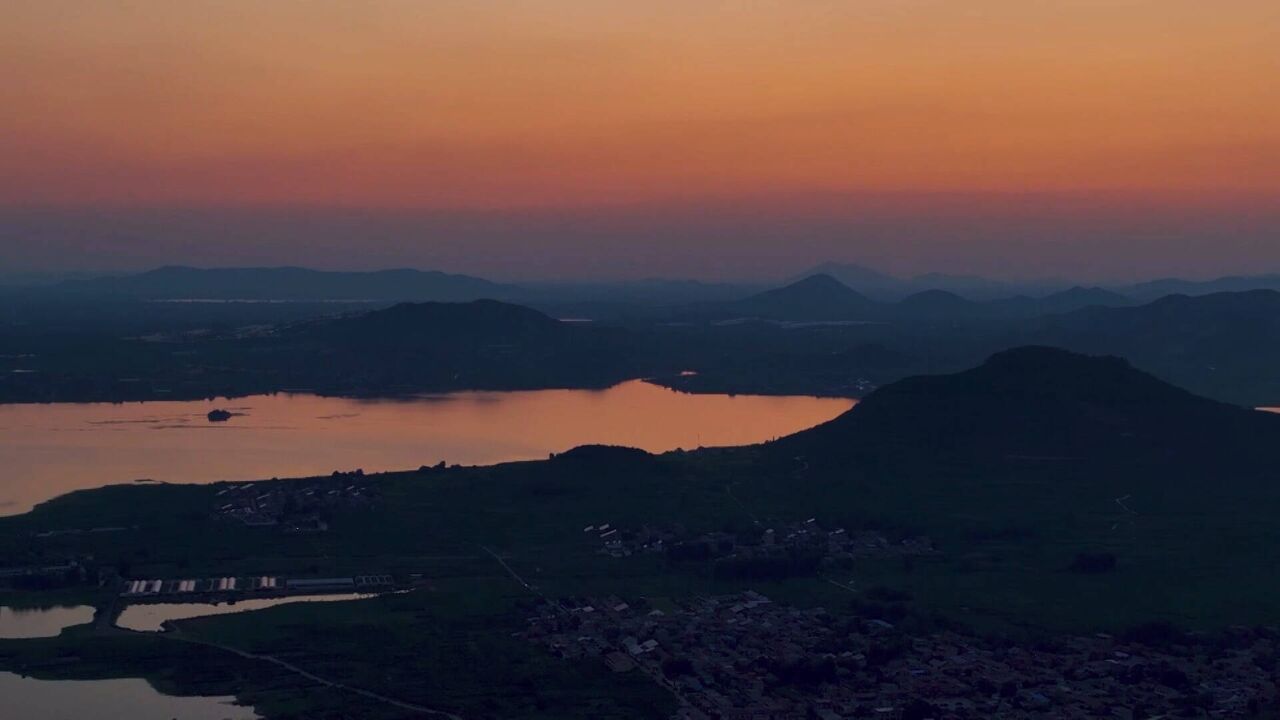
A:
721,274,876,320
797,263,897,286
856,346,1212,416
746,274,871,307
778,273,860,296
780,346,1268,460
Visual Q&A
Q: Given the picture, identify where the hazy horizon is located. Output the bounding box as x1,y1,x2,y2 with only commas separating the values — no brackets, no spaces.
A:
3,194,1278,285
4,2,1278,283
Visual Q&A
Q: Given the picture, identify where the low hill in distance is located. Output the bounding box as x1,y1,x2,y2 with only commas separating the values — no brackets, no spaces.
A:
59,265,516,302
717,273,879,321
0,299,648,402
660,285,1280,405
262,300,646,394
1028,289,1280,405
298,299,568,348
793,262,1065,301
1124,274,1280,302
795,260,1280,304
686,275,1136,323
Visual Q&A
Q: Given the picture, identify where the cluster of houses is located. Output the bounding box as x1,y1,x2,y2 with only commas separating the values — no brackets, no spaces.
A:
525,592,1278,719
213,470,376,529
122,575,281,597
587,518,932,564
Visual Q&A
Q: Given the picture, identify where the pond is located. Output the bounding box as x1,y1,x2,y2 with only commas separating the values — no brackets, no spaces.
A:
116,593,379,632
0,605,96,638
0,671,259,719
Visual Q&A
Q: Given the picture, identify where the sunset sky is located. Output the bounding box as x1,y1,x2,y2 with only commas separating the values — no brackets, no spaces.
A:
2,1,1278,280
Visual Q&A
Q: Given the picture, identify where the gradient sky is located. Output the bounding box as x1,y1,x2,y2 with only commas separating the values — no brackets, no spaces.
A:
2,1,1278,280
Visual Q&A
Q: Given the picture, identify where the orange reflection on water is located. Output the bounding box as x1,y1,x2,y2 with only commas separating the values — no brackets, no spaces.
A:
0,381,853,515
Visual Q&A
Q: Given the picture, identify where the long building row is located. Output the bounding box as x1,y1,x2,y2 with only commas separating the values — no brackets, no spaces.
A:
120,574,393,597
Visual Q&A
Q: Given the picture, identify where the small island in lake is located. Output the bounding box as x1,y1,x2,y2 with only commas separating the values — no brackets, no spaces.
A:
207,409,233,422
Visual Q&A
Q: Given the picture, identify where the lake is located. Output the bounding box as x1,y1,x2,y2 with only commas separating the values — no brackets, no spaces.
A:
0,605,95,638
0,671,259,720
0,380,853,515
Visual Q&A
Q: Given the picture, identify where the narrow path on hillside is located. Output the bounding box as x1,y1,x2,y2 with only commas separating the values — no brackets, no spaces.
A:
480,545,538,595
157,630,463,719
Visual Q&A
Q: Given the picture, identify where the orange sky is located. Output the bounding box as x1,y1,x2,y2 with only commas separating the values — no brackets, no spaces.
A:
4,1,1278,210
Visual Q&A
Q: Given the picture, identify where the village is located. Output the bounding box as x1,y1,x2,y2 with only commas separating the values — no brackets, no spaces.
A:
213,469,378,530
587,517,934,566
525,591,1278,719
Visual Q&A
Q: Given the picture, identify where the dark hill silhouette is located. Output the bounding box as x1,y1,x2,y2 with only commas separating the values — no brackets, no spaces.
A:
273,300,641,393
62,265,514,302
778,346,1272,462
746,346,1280,608
688,274,879,321
1044,289,1280,337
1029,290,1280,404
792,262,1065,300
551,445,655,465
791,262,904,298
300,299,565,349
730,274,877,320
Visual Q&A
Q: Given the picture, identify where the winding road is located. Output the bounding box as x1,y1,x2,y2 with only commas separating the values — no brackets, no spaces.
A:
161,630,463,719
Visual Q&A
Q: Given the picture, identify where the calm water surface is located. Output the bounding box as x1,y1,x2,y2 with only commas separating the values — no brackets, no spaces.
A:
0,605,95,638
117,593,378,632
0,380,853,515
0,671,259,719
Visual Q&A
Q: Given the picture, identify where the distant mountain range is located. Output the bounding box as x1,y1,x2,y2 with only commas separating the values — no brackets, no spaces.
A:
59,265,517,302
52,266,1152,321
1122,274,1280,302
795,261,1280,303
691,273,1135,322
32,263,1280,317
12,260,1280,405
794,262,1069,301
46,265,764,310
1023,289,1280,405
659,279,1280,405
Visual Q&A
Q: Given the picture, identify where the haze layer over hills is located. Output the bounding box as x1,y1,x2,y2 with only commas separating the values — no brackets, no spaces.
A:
7,268,1280,406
